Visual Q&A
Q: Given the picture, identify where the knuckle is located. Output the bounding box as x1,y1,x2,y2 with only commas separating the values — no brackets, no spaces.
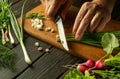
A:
92,3,98,9
82,19,89,26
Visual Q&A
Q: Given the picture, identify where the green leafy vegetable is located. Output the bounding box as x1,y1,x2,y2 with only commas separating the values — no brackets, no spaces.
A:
0,0,14,45
26,13,45,20
0,0,16,69
64,32,120,53
0,45,15,69
0,0,32,66
64,69,95,79
93,69,120,79
64,32,120,79
101,33,119,54
104,52,120,69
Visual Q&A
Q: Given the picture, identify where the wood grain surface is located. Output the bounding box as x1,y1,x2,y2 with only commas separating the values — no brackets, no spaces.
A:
24,4,120,61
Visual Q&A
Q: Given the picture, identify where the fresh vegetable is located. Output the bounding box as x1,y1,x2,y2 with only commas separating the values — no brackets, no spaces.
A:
64,69,95,79
0,45,15,69
76,59,104,73
26,13,45,20
0,0,15,45
63,31,120,48
84,59,95,68
0,0,17,68
27,13,56,33
77,65,89,73
64,32,120,78
101,33,119,54
31,18,43,30
64,53,120,79
93,69,120,79
104,52,120,69
2,0,32,64
27,13,45,30
93,60,104,69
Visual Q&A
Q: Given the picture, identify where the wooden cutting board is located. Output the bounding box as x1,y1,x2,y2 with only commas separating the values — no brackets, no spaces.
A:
24,4,120,61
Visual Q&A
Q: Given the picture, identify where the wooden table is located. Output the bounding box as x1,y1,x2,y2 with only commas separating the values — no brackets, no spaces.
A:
0,0,80,79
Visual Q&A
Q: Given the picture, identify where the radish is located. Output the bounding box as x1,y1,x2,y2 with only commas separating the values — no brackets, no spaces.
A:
94,60,104,69
77,64,88,73
84,59,95,68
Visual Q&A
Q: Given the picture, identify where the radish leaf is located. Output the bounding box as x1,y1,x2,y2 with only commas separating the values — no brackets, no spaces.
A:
64,69,95,79
101,33,119,54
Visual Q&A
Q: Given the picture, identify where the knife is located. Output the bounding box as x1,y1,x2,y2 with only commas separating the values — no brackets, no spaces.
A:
56,15,69,51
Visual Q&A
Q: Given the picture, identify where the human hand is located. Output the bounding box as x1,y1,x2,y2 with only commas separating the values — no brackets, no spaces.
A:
41,0,72,20
72,1,112,40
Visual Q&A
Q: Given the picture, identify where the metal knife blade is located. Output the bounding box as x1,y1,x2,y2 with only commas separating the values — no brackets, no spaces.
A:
56,15,69,51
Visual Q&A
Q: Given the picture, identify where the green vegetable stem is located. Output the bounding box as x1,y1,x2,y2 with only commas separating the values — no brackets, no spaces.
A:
0,1,14,45
8,0,32,64
65,32,120,51
104,52,120,69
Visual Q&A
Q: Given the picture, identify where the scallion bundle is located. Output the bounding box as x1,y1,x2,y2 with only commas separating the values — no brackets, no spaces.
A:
8,0,32,64
0,0,32,64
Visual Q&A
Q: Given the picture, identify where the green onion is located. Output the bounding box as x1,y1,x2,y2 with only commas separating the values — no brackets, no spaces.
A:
7,0,32,64
1,29,6,44
8,24,15,44
64,31,120,48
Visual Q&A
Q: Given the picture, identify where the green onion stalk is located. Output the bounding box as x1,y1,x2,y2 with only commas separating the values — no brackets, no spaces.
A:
4,30,9,42
7,0,32,64
1,29,6,44
8,24,15,44
0,0,15,44
64,31,120,48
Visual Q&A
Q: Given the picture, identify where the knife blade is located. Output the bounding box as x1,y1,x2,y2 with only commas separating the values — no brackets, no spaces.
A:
56,15,69,51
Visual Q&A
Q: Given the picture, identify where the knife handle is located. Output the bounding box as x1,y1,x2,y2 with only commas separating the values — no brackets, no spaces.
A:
55,15,61,22
55,10,62,22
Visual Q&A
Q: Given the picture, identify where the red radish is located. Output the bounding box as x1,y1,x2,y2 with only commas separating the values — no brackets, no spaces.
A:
77,65,88,73
85,59,95,68
94,60,104,69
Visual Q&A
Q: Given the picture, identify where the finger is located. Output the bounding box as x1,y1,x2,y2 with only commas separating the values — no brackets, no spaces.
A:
45,0,50,13
95,18,106,32
74,9,95,40
60,0,72,21
47,0,66,17
75,18,89,40
89,12,102,32
95,15,111,32
72,2,88,34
